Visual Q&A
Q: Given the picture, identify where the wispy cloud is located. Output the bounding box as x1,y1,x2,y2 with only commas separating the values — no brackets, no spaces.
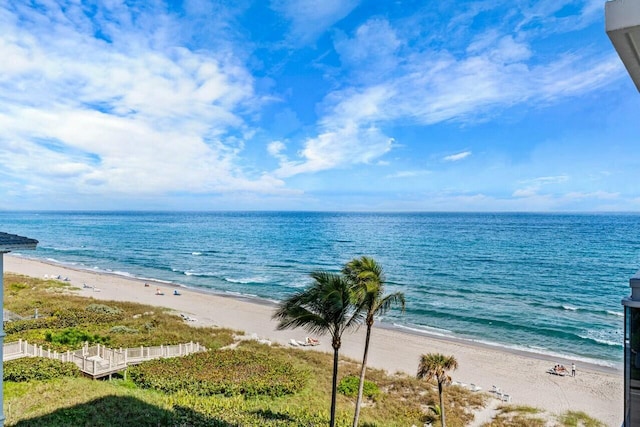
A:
0,2,288,201
564,191,620,200
512,175,570,198
275,8,624,179
272,124,394,178
443,151,472,162
271,85,395,178
386,170,431,179
271,0,361,46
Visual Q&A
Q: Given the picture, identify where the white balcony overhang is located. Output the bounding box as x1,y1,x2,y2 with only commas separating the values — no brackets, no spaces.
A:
606,0,640,91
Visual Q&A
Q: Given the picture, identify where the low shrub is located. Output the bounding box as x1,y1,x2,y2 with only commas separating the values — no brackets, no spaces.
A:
110,325,139,334
4,317,53,334
53,307,123,327
337,375,380,400
45,327,109,346
86,303,123,315
558,410,605,427
4,357,80,382
5,308,123,335
129,349,309,397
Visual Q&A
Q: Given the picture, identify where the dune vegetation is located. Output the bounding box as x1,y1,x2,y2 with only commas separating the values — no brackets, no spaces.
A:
2,273,604,426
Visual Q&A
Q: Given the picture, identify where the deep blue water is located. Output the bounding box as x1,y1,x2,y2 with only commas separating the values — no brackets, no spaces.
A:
1,211,637,366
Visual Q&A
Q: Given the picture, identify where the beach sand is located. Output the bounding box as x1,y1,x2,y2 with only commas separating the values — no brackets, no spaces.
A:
4,255,623,426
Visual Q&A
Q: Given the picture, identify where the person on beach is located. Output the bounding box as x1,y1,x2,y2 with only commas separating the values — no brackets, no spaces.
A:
571,363,576,377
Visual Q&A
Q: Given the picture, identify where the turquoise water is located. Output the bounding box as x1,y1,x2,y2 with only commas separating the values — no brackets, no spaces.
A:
1,211,636,365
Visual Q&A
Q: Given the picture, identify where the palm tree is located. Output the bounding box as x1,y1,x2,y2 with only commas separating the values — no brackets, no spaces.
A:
417,353,458,427
273,271,362,427
343,256,405,427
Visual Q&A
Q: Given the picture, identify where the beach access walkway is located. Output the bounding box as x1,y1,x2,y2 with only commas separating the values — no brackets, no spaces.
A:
3,339,206,379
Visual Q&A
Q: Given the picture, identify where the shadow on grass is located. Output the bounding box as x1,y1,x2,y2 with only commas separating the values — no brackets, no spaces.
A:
13,395,238,427
252,408,296,422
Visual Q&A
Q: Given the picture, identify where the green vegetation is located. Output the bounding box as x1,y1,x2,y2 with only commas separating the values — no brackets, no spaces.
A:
273,270,361,427
129,349,309,397
483,405,605,427
342,256,405,427
558,411,605,427
86,303,123,315
417,353,459,427
3,274,236,351
337,375,380,400
45,327,109,346
4,357,80,382
482,405,547,427
1,272,606,427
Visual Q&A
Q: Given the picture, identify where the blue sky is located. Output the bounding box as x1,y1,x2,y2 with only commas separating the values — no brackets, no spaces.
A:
0,0,638,211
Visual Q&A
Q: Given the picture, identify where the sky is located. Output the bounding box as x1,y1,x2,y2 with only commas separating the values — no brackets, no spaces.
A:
0,0,638,212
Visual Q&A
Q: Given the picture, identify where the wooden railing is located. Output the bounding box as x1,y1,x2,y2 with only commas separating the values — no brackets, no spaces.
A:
3,339,206,379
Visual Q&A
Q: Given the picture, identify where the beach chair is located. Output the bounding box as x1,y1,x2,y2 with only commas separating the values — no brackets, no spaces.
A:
289,339,300,347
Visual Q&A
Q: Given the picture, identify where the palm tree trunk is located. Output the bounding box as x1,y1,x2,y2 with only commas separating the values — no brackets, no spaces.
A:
330,345,340,427
352,323,372,427
438,381,446,427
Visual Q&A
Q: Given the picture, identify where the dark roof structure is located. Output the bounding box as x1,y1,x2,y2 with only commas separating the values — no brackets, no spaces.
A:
0,232,38,251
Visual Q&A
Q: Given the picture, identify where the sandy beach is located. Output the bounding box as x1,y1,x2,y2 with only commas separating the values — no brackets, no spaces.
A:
4,255,623,426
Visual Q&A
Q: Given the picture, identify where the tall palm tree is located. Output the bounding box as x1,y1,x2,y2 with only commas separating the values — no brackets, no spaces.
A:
343,256,405,427
273,271,362,427
417,353,458,427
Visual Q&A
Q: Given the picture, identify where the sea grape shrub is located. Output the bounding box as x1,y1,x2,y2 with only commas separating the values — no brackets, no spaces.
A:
45,327,110,347
85,303,123,316
337,375,380,400
4,307,123,335
50,306,123,328
129,349,309,398
110,325,139,334
4,317,52,334
4,357,80,382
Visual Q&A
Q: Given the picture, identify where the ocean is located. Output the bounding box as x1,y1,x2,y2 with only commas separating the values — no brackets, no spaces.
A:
1,211,636,367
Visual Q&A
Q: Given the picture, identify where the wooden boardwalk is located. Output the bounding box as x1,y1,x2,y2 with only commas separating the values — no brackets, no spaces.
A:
3,339,206,379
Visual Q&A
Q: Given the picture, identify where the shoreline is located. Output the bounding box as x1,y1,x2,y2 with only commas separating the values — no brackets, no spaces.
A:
14,254,622,374
3,254,623,426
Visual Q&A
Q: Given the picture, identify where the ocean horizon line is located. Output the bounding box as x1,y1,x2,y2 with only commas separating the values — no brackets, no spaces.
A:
3,209,640,215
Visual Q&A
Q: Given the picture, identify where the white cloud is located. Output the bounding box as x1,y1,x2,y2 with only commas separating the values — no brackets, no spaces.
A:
348,7,621,122
333,18,401,83
273,124,393,178
0,2,288,202
271,6,622,180
564,191,620,200
271,85,395,178
271,0,360,46
516,0,603,34
386,170,431,179
521,175,570,185
512,188,538,198
268,141,287,157
512,175,569,198
443,151,472,162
